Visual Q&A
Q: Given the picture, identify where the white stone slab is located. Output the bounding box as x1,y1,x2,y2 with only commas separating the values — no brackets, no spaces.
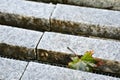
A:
0,57,27,80
51,4,120,39
21,62,119,80
0,25,43,60
38,32,120,61
0,0,55,31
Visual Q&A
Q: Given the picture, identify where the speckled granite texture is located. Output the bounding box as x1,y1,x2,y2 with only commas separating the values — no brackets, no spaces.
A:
0,57,119,80
67,0,120,10
27,0,120,10
51,4,120,40
37,32,120,62
0,57,27,80
0,25,43,60
0,0,55,31
21,62,119,80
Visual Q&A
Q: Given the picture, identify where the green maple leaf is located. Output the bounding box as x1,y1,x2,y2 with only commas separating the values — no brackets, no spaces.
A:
81,50,96,63
68,50,97,72
68,57,80,69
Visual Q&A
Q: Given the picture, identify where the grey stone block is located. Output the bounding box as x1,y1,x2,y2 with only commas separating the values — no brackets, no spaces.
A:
0,57,27,80
67,0,120,11
21,62,119,80
51,4,120,40
0,25,43,60
27,0,120,10
37,32,120,63
0,0,55,31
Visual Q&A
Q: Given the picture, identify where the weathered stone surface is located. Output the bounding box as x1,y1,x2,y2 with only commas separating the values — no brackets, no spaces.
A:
115,53,120,62
0,0,55,31
67,0,120,11
51,4,120,40
37,32,120,63
31,0,120,10
0,57,27,80
29,0,64,3
0,25,43,60
27,0,120,10
21,62,119,80
96,60,120,75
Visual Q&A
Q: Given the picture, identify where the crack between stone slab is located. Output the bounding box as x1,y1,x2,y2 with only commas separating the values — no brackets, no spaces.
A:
19,62,29,80
49,4,57,31
35,32,45,60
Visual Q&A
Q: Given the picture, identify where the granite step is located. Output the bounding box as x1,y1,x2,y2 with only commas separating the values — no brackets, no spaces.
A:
37,32,120,76
0,0,120,40
37,32,120,63
0,24,120,76
0,57,119,80
0,0,55,31
0,0,120,79
0,57,28,80
51,4,120,40
0,24,43,60
28,0,120,11
21,62,120,80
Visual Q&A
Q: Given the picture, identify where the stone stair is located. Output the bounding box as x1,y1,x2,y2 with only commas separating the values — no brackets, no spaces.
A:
0,0,120,80
0,0,120,39
0,57,119,80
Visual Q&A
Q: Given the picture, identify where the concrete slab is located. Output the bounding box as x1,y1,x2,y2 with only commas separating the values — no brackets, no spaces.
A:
0,25,43,60
37,32,120,63
0,0,55,31
21,62,119,80
0,57,27,80
51,4,120,40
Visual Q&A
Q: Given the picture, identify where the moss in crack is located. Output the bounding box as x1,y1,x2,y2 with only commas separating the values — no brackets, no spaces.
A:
37,49,76,65
0,43,36,60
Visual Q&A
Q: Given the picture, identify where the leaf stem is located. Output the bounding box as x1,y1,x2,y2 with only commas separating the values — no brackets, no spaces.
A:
67,47,77,56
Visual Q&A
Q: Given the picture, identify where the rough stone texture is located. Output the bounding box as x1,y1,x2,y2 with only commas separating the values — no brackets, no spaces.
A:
37,32,120,62
0,57,27,80
96,60,120,75
0,0,55,31
67,0,120,11
0,25,43,60
51,4,120,40
21,62,119,80
115,53,120,62
27,0,120,10
28,0,64,3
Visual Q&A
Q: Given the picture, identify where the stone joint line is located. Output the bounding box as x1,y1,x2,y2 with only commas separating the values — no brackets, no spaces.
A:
19,62,29,80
